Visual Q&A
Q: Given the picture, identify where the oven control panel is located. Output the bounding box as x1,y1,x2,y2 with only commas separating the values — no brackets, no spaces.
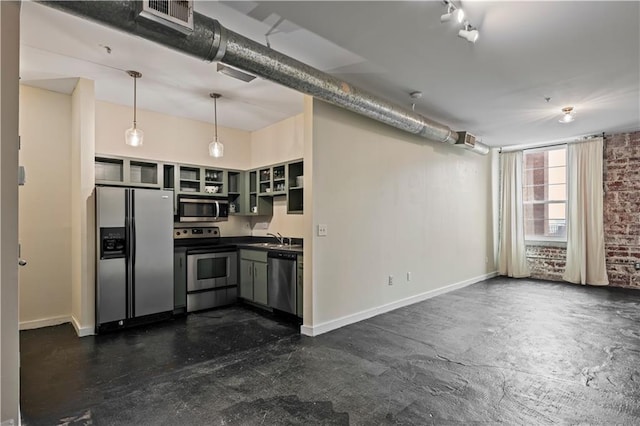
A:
174,226,220,240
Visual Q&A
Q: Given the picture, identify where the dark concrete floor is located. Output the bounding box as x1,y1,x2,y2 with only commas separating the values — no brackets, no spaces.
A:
20,277,640,425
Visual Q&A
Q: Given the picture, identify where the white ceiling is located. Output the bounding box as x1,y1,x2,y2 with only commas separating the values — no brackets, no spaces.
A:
19,1,640,147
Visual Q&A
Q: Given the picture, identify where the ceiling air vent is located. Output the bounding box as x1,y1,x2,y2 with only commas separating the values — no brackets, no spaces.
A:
455,131,476,148
139,0,194,34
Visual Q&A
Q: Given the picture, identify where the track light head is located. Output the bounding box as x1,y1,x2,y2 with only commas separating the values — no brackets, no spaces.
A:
441,5,464,24
458,21,479,43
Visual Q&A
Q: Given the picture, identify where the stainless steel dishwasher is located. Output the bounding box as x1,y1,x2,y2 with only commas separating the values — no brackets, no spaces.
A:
267,251,297,314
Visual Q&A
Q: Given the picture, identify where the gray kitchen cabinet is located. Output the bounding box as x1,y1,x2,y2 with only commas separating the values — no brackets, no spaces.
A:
239,250,269,306
97,155,303,217
287,161,304,214
239,258,253,300
177,165,227,196
95,155,163,188
253,261,268,305
256,163,287,196
297,255,303,318
227,170,243,215
244,170,273,216
174,249,187,313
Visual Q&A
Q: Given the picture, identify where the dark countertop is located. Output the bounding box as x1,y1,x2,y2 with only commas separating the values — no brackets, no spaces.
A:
175,236,303,255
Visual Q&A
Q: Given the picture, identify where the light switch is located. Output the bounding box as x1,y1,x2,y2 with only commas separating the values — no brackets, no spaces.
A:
18,166,26,186
318,224,328,236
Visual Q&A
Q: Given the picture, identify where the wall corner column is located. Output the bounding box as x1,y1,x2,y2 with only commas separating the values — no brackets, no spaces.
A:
301,95,314,335
70,78,96,336
0,1,21,422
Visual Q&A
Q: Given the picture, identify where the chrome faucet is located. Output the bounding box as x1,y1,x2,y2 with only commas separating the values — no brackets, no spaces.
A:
266,232,283,244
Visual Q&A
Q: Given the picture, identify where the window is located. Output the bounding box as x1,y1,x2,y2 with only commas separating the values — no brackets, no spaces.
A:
523,146,567,240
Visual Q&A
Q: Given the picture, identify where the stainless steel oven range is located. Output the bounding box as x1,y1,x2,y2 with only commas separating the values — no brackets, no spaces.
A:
174,226,238,312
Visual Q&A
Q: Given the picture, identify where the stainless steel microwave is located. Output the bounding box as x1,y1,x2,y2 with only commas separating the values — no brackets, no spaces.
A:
177,195,229,222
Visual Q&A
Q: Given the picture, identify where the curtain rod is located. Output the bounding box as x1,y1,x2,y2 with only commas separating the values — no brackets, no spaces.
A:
499,132,605,153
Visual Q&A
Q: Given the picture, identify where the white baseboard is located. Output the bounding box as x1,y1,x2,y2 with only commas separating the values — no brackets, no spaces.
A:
19,315,70,331
300,271,498,337
71,315,95,337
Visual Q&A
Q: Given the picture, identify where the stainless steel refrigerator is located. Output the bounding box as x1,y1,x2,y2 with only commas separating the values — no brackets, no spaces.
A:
96,186,174,333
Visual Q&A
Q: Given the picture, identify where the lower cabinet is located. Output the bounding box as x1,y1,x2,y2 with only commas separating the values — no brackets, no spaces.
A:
174,248,187,313
239,250,268,306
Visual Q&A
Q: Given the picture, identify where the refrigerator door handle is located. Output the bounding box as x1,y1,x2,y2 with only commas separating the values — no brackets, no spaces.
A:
125,189,133,318
130,190,136,317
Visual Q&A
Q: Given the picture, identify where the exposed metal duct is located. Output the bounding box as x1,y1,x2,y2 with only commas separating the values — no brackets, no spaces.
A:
38,1,490,155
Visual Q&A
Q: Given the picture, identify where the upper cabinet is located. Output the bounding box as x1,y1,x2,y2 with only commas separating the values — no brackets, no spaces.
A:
257,164,287,196
175,165,227,196
287,161,304,214
95,155,304,216
95,155,162,188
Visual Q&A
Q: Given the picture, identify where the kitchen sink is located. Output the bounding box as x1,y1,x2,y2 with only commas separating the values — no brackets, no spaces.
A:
245,242,302,250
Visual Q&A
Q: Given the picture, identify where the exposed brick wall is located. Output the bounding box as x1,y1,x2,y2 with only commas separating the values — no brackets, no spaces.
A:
526,245,565,281
603,130,640,287
525,130,640,288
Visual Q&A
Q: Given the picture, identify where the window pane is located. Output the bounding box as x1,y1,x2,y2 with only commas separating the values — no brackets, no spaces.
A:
522,146,567,240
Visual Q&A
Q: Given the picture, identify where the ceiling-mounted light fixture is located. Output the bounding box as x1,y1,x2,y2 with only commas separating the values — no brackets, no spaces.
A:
458,21,479,43
217,63,256,83
124,70,143,147
440,1,464,23
208,93,224,158
559,106,575,124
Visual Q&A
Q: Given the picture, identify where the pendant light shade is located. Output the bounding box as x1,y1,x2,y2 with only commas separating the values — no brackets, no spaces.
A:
125,70,143,147
208,93,224,158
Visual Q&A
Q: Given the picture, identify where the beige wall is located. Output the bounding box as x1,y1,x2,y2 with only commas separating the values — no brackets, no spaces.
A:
96,100,252,171
18,85,72,327
308,100,495,331
251,114,303,168
250,113,305,238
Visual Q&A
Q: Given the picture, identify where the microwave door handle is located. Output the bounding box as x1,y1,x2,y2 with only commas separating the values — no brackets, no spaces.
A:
215,200,219,219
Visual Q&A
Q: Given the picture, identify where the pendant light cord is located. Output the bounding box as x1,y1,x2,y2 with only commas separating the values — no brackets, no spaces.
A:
133,75,137,129
214,96,218,140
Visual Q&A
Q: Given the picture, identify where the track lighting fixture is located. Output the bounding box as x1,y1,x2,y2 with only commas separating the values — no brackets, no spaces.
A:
125,70,143,147
458,21,479,43
208,93,224,158
559,106,575,124
440,1,464,24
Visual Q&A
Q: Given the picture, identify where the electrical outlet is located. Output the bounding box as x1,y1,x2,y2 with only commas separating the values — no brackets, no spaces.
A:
318,224,328,236
388,275,394,286
635,262,640,271
407,272,411,282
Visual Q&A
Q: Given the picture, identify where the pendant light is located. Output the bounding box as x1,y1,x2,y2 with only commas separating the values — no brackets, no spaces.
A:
209,92,224,158
125,70,143,147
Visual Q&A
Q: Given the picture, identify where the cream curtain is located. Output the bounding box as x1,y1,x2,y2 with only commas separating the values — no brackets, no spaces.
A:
498,151,531,278
563,138,608,285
